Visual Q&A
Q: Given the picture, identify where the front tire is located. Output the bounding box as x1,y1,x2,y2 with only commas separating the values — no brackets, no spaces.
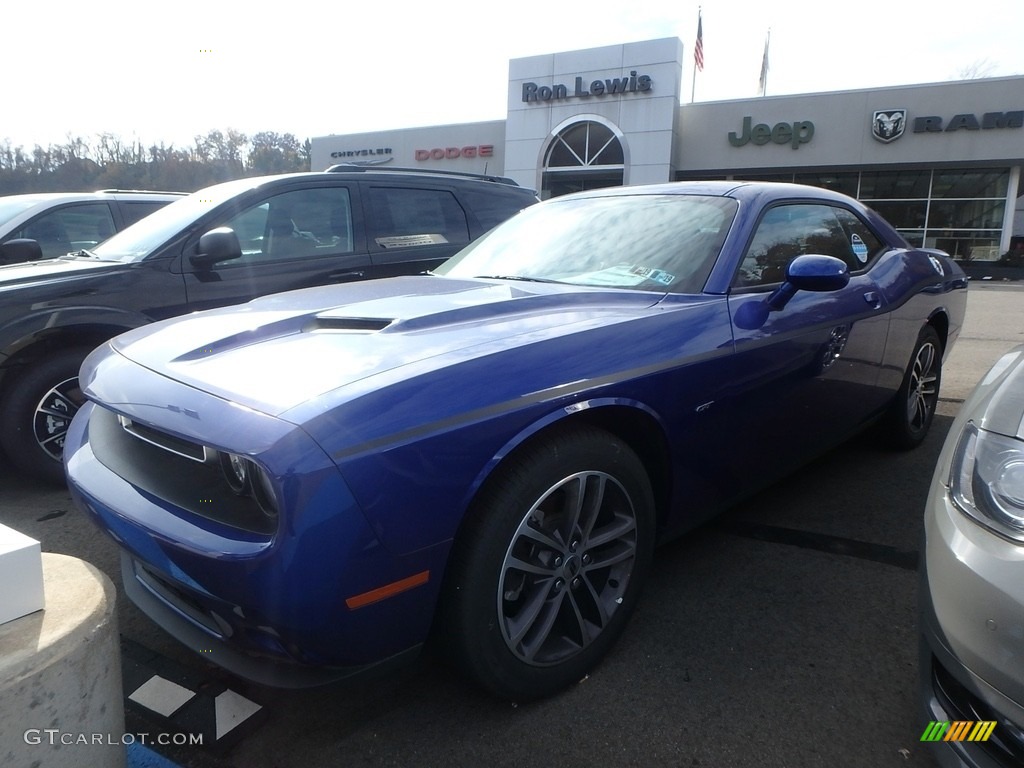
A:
0,347,91,485
440,425,655,701
881,325,942,450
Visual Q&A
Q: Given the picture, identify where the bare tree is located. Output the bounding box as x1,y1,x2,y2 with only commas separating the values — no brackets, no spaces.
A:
957,59,998,79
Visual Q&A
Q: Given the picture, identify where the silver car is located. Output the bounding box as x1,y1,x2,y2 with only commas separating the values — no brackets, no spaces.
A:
921,344,1024,766
0,190,183,263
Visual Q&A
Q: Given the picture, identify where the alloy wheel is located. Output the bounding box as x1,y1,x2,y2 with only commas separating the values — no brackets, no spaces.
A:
32,375,83,462
906,341,938,431
497,471,638,666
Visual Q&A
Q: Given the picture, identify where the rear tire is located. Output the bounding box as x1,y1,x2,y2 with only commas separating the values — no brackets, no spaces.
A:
0,347,91,485
439,425,655,701
880,325,942,450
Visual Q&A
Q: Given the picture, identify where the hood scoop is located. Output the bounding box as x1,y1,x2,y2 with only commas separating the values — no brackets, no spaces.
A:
305,316,394,333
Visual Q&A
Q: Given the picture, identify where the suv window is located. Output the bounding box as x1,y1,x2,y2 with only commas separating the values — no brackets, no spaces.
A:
221,187,355,263
733,203,879,288
121,200,172,227
367,187,469,250
17,203,116,257
458,188,531,230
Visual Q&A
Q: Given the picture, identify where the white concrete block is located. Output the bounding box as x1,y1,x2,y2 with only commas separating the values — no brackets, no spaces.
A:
0,523,44,625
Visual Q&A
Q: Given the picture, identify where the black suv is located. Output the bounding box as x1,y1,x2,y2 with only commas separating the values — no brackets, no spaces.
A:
0,190,184,263
0,167,537,483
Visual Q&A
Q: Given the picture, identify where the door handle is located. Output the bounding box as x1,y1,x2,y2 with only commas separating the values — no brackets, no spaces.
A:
330,270,365,281
863,291,882,309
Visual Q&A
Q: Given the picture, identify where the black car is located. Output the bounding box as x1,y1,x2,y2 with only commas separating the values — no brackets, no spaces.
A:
0,167,538,483
0,190,184,263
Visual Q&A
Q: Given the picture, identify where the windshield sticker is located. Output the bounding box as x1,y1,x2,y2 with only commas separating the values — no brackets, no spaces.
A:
851,234,869,263
572,264,677,287
375,234,449,249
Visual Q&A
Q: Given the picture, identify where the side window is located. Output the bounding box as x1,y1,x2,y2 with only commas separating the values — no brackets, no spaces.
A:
120,201,171,227
733,204,857,288
458,188,530,231
18,203,116,257
220,187,354,263
366,187,469,250
833,207,885,269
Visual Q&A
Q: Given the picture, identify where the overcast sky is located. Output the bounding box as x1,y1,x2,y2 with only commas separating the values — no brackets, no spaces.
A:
4,0,1021,152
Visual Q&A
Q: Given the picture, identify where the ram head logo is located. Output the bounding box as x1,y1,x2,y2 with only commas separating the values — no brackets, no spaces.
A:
872,109,907,143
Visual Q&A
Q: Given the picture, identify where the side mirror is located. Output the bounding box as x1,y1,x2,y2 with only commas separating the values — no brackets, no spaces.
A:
735,254,851,330
190,227,242,269
766,254,849,310
0,238,43,265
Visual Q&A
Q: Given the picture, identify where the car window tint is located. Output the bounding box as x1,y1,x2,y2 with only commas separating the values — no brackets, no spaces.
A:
222,187,354,263
367,187,469,250
458,188,531,231
17,203,116,257
734,203,859,288
120,201,169,227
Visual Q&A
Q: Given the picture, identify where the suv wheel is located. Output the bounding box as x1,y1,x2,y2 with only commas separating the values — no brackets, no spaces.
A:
0,348,90,485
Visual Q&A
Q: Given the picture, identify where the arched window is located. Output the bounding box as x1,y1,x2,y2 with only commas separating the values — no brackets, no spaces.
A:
541,120,625,199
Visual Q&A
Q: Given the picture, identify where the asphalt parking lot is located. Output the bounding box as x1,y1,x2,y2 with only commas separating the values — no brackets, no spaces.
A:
3,282,1023,768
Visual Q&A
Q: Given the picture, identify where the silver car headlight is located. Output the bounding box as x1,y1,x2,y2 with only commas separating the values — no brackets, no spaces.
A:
950,421,1024,541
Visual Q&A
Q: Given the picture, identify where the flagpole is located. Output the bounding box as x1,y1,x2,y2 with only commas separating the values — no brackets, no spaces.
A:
691,7,703,103
759,29,770,97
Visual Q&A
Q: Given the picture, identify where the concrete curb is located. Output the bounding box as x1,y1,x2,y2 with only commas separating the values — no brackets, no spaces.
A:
0,553,125,768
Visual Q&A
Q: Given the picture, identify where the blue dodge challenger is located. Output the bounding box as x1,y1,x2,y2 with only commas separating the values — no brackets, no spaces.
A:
65,182,967,700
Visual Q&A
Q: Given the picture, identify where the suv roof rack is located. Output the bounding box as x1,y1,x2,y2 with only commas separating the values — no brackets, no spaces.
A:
325,164,520,187
95,189,187,195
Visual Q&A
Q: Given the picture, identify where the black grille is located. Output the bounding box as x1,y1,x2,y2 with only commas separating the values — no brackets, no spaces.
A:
89,406,276,536
932,654,1024,767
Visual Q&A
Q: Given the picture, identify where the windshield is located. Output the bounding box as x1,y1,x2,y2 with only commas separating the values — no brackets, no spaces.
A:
436,193,736,294
0,197,44,228
91,177,265,262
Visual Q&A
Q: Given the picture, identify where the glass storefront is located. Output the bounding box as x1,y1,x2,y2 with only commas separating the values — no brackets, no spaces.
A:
724,168,1013,261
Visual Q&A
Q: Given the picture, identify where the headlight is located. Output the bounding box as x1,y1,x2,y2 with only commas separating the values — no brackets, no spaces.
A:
220,452,250,494
950,421,1024,540
218,451,278,519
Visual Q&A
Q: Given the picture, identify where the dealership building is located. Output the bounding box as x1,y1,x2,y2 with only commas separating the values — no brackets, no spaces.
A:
311,37,1024,262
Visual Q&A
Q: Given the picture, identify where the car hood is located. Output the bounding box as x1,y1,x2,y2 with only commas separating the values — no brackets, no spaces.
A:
0,254,114,286
967,345,1024,441
108,275,668,417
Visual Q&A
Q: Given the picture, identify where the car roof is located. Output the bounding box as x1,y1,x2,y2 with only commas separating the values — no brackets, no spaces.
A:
190,169,539,204
553,180,864,206
1,190,184,200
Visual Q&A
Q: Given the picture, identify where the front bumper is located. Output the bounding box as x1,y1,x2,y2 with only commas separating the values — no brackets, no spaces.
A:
119,551,421,688
66,396,444,687
920,484,1024,767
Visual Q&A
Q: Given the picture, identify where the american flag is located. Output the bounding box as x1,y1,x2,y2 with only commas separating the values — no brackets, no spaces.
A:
694,13,704,72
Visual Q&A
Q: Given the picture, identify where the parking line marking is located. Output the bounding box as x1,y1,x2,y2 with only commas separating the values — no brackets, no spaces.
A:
129,676,197,718
215,689,263,740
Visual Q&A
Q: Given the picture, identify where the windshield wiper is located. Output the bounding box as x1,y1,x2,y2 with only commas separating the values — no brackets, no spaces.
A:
473,275,563,284
67,249,99,259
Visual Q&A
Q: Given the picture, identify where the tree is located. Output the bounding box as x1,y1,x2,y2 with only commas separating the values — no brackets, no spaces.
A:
0,128,314,195
247,131,307,175
957,59,997,79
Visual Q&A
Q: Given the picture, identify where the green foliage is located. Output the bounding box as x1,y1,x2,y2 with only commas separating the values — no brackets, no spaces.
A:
0,129,312,194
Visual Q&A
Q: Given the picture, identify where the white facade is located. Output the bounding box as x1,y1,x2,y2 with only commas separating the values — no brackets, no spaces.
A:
504,37,683,191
